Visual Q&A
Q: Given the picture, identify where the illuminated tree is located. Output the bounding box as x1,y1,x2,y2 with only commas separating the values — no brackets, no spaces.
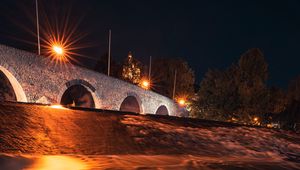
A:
122,52,142,84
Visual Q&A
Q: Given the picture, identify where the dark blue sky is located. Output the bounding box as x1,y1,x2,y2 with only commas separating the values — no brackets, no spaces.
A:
1,0,300,88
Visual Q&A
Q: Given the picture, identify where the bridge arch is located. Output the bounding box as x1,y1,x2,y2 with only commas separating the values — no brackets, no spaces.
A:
155,105,169,115
0,66,27,102
119,93,143,114
58,79,100,108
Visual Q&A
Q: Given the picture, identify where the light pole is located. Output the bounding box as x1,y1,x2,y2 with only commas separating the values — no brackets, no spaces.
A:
108,29,111,76
172,69,177,100
148,56,152,82
35,0,41,55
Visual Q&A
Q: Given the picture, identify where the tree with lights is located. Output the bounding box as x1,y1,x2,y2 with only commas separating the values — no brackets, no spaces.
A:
121,52,142,84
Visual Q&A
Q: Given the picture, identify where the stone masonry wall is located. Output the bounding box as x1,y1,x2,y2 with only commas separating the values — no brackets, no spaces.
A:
0,45,179,116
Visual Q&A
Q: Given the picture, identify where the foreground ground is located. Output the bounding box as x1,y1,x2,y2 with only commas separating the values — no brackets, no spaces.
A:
0,102,299,169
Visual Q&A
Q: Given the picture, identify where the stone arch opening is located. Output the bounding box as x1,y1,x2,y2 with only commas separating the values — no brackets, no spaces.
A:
120,96,141,113
60,84,95,108
0,66,27,102
155,105,169,115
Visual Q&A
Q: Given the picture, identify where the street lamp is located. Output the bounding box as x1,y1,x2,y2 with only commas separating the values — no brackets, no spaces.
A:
177,98,186,107
52,45,64,56
49,43,67,62
140,79,150,90
253,116,261,126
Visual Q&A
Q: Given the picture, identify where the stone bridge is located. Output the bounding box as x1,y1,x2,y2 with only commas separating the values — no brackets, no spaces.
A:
0,45,179,116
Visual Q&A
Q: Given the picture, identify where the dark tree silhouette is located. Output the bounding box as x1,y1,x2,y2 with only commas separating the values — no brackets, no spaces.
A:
280,77,300,129
93,53,122,78
192,48,273,123
151,58,195,99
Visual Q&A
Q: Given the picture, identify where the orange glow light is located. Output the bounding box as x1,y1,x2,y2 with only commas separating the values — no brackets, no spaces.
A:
140,79,150,90
27,156,87,170
177,98,186,106
50,105,66,109
47,40,69,63
142,80,149,87
40,14,89,66
52,45,64,56
11,4,89,66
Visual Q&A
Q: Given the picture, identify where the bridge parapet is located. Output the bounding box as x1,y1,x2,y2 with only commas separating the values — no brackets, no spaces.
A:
0,45,180,116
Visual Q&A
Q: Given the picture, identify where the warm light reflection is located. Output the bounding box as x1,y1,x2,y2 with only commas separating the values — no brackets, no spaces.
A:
27,156,87,170
50,105,66,109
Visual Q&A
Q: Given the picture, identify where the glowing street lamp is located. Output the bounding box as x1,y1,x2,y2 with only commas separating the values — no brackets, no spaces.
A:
140,79,150,90
34,3,88,64
47,42,69,63
253,116,261,126
51,43,66,60
52,45,64,55
177,98,186,107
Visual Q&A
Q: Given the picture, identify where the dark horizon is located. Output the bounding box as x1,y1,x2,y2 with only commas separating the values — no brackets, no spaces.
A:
1,0,300,89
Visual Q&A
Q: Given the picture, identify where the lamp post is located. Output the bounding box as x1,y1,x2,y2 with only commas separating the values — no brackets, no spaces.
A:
108,29,111,76
172,69,177,100
35,0,41,55
148,56,152,82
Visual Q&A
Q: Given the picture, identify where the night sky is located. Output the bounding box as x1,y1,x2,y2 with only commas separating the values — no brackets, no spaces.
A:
1,0,300,88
